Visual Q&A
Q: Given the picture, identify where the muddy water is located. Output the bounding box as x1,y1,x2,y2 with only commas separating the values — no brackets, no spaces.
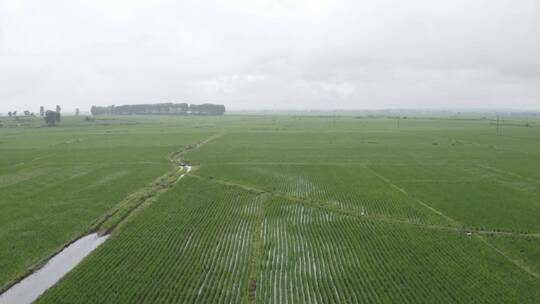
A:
0,233,109,304
177,165,192,181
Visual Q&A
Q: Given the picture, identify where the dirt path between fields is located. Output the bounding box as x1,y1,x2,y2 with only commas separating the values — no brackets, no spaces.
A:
94,133,222,235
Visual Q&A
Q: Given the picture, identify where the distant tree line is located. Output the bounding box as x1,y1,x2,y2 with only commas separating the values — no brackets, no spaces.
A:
90,103,226,116
45,110,61,126
4,105,66,127
7,110,35,117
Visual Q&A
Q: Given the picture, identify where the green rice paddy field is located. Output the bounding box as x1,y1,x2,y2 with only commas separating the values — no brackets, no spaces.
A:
1,114,539,303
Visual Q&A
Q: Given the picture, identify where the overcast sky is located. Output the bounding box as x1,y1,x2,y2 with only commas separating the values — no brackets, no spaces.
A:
1,0,539,113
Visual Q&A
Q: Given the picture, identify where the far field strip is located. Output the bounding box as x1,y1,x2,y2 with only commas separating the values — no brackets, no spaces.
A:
362,165,540,280
191,168,540,281
453,135,540,164
362,165,459,226
189,173,540,239
477,163,540,185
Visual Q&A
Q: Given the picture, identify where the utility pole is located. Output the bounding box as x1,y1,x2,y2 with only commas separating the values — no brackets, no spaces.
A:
496,115,500,136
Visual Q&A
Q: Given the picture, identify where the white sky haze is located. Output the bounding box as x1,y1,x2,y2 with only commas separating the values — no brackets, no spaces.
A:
1,0,539,112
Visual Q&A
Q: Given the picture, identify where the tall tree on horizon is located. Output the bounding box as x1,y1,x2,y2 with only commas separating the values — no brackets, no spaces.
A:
45,110,60,126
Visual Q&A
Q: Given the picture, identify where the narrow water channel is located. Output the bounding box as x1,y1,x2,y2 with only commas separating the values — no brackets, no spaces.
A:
1,165,191,303
0,233,109,304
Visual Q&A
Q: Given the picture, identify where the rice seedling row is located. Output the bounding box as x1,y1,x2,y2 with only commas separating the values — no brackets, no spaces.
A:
256,197,540,303
38,177,261,303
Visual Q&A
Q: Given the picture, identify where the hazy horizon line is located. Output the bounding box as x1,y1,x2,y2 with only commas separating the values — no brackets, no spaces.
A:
2,105,540,115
